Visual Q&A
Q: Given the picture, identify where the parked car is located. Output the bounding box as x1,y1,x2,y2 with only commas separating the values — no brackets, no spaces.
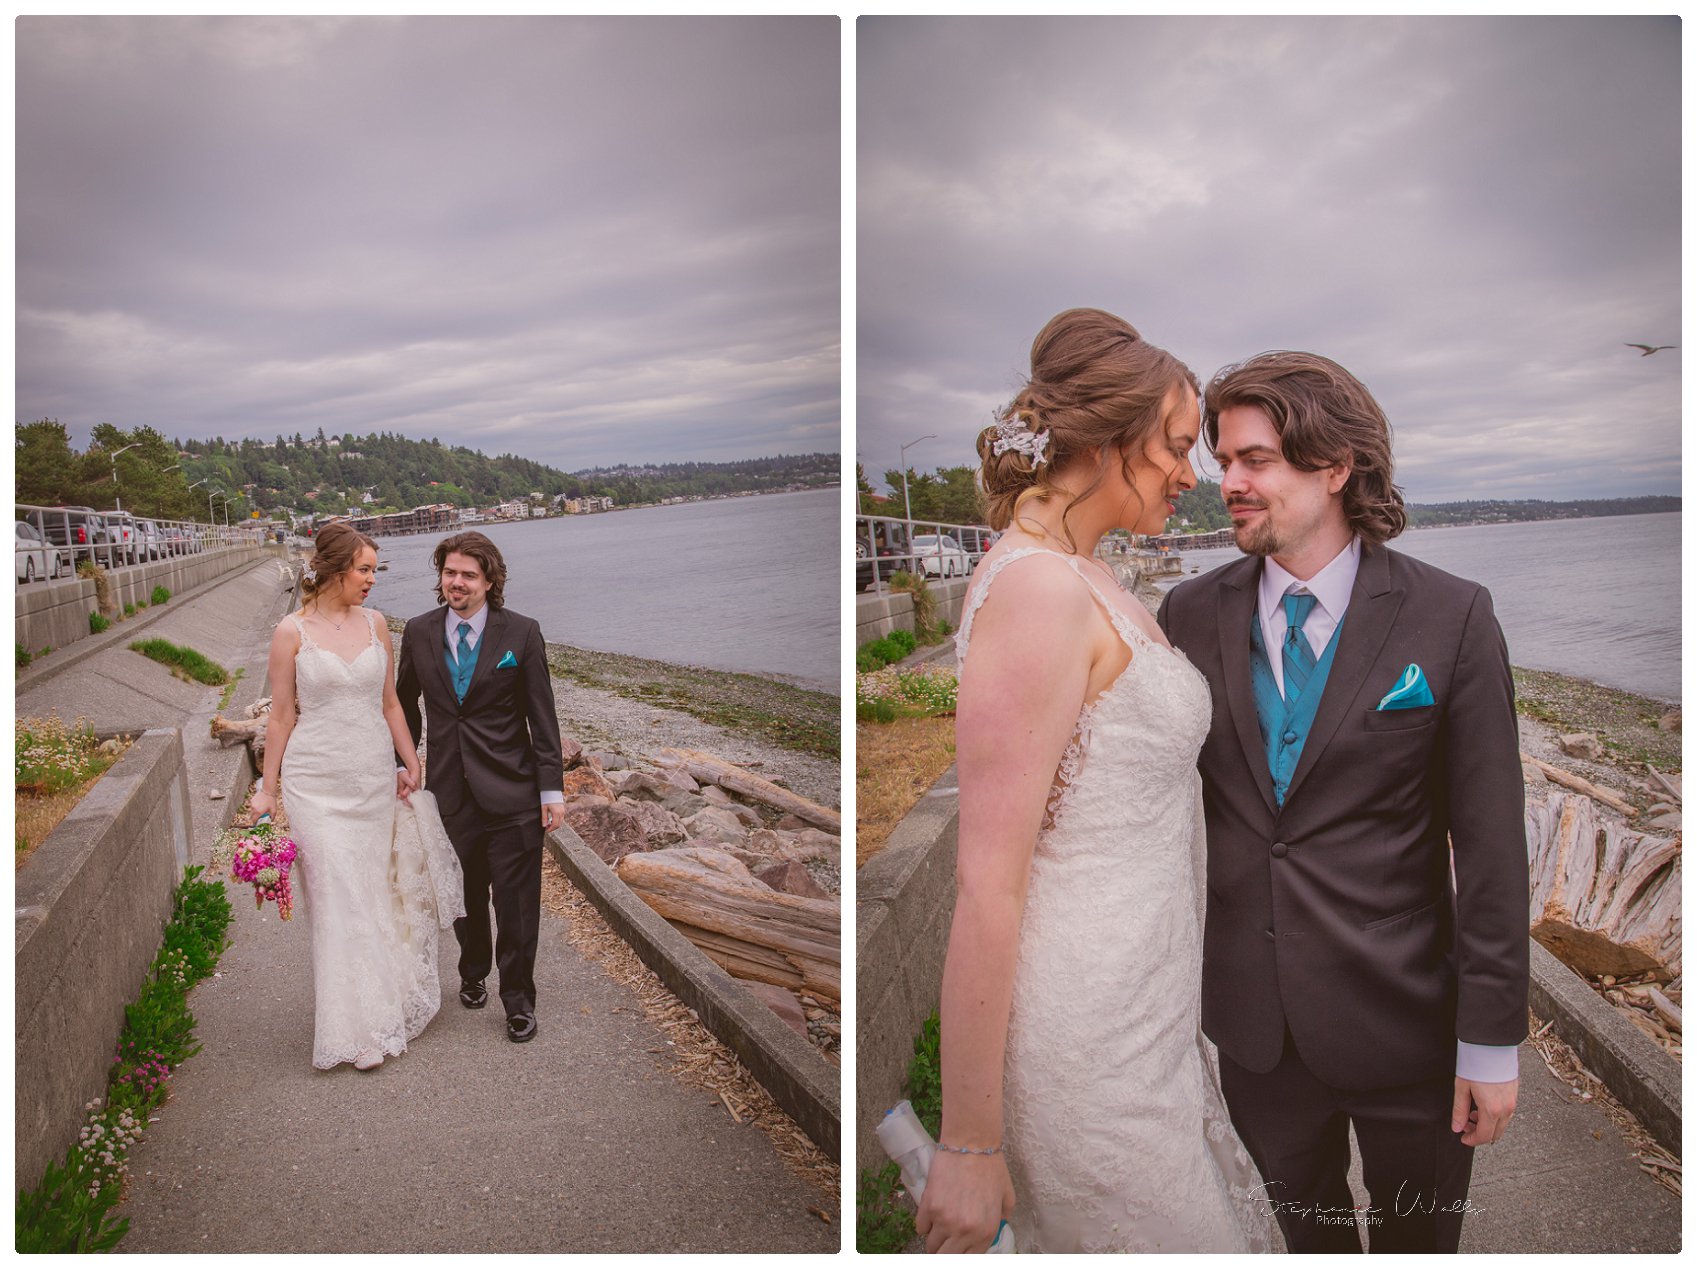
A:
911,533,971,579
162,525,191,557
135,519,164,562
102,511,140,566
15,521,66,583
954,526,997,560
855,519,914,592
37,506,110,567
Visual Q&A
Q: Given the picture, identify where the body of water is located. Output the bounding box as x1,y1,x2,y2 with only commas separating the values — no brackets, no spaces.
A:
363,487,839,691
1156,513,1680,703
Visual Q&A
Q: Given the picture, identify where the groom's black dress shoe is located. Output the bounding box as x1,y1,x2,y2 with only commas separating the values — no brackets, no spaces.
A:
459,980,488,1010
506,1013,537,1043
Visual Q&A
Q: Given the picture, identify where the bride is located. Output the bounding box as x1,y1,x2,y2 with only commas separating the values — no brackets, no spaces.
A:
915,309,1275,1252
249,521,463,1071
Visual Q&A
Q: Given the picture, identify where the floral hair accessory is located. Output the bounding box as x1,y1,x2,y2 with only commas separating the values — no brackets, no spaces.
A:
301,561,317,583
991,409,1051,467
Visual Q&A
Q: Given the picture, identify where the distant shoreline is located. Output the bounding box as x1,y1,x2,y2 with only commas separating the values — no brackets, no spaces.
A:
345,482,837,543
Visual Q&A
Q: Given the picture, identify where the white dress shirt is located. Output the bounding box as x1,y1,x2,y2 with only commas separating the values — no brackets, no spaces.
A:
1255,538,1516,1085
445,603,489,663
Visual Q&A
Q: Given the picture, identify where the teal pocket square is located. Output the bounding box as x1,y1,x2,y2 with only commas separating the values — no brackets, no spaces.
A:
1377,664,1434,710
496,650,518,670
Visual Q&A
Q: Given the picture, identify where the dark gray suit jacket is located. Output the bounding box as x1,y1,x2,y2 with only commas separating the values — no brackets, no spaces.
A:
1158,542,1529,1090
395,604,564,822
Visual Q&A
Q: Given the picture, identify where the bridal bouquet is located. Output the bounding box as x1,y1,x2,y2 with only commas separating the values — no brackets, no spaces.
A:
228,820,298,920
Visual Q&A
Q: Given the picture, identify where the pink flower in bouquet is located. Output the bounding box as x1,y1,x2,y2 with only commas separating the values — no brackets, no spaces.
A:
229,821,299,920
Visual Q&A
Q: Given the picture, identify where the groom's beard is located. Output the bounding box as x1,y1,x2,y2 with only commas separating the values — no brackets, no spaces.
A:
1228,501,1279,556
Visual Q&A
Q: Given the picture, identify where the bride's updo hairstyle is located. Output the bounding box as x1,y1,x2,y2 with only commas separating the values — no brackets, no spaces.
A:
300,520,377,607
980,307,1198,554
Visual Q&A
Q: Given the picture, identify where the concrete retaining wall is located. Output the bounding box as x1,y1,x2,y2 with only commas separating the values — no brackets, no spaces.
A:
1527,939,1681,1154
855,577,971,647
14,728,195,1190
853,763,960,1176
14,545,278,656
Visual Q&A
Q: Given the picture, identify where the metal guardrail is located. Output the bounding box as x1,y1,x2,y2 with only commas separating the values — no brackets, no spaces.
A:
854,513,996,592
14,502,266,587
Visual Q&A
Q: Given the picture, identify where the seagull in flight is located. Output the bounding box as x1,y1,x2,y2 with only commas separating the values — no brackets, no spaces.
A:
1625,343,1677,356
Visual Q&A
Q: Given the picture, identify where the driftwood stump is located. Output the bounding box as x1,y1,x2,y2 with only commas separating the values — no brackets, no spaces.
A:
1526,790,1681,982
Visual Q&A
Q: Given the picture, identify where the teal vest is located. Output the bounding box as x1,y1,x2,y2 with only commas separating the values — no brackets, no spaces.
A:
1249,611,1345,806
447,625,480,702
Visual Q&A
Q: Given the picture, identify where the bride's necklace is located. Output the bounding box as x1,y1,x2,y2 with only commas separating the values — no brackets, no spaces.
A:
314,605,352,631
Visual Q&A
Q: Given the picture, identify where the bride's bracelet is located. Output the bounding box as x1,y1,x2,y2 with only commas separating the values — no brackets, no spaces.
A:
936,1140,1004,1156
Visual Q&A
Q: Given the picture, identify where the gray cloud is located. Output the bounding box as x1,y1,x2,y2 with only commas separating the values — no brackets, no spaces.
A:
17,16,840,468
859,16,1679,501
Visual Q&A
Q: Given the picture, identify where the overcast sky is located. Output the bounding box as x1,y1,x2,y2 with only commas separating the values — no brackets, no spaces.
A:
16,16,839,470
859,16,1680,502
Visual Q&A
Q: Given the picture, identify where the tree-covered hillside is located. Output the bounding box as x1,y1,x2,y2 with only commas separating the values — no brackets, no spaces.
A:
15,419,836,522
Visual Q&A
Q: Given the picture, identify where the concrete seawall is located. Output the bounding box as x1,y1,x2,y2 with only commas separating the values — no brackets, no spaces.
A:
14,544,280,658
855,576,970,647
853,762,959,1177
14,729,196,1189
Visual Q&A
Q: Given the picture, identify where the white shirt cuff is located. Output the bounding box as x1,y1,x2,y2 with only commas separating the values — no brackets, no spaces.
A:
1456,1040,1519,1083
540,791,564,806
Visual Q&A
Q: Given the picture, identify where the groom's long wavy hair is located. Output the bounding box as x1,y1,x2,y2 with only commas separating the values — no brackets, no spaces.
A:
1202,351,1408,544
432,531,508,610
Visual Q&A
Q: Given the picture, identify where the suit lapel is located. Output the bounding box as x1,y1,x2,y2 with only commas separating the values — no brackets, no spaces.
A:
421,606,458,714
1216,557,1277,815
1282,542,1403,806
463,606,506,705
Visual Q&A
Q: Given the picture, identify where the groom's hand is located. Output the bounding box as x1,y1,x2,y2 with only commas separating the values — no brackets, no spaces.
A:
541,803,564,833
1453,1076,1518,1146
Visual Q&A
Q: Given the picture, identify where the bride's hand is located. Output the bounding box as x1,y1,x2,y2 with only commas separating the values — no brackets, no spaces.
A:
914,1150,1014,1253
396,766,419,804
247,789,276,825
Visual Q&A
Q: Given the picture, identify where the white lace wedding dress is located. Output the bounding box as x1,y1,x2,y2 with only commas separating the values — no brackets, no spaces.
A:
956,548,1278,1253
282,607,465,1069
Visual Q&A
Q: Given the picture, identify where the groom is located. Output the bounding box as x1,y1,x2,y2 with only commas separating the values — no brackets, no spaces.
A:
1158,352,1528,1252
396,531,565,1043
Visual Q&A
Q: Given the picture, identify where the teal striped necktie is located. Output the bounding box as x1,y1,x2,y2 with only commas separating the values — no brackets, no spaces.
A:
1282,591,1320,700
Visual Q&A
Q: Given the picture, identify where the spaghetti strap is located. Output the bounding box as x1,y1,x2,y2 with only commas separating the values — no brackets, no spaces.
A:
955,547,1154,671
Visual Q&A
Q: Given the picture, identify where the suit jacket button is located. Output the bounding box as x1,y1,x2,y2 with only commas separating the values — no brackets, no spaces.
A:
1270,842,1288,858
1282,730,1298,745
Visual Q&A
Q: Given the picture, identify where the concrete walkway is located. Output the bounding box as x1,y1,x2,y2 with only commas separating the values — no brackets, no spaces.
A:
17,562,836,1254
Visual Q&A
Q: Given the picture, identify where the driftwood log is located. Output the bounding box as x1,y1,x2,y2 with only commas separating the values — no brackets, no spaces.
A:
210,715,267,763
1521,753,1638,817
616,847,840,1002
656,748,841,835
1526,790,1681,982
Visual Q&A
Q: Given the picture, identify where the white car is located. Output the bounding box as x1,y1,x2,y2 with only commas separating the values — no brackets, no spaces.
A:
911,533,971,579
16,521,66,583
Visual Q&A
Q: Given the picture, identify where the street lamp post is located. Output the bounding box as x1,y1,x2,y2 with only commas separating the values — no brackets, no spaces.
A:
899,433,936,547
109,443,140,512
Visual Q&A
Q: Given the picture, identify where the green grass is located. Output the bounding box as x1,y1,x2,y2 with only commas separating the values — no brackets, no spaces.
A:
150,585,171,606
217,666,246,711
89,613,110,634
14,866,232,1252
856,1011,944,1252
129,638,231,686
